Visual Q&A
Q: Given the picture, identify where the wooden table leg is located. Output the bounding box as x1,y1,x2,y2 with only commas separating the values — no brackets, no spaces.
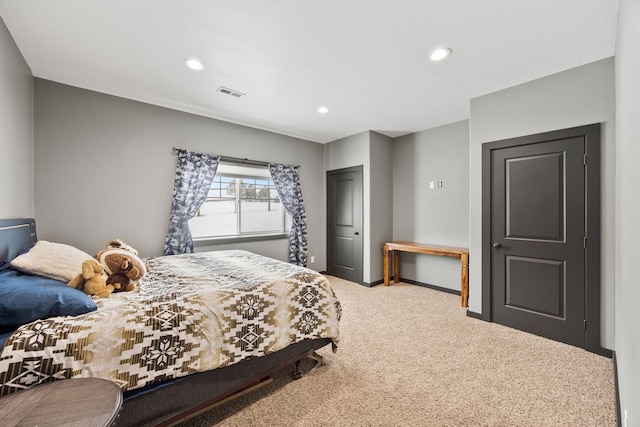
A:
461,253,469,307
393,250,400,283
384,244,389,286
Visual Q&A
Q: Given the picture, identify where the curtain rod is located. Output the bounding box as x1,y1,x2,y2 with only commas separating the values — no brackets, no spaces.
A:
172,147,299,168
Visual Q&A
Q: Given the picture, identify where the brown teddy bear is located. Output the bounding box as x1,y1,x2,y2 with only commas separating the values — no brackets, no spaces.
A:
97,239,147,292
68,259,115,298
105,259,140,292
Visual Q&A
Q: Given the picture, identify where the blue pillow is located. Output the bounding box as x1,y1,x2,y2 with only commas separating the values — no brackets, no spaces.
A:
0,268,97,331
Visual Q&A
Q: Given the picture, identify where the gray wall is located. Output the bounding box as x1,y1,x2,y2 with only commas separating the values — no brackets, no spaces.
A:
0,18,33,219
615,0,640,419
33,79,326,268
469,58,616,350
392,120,469,291
324,131,370,282
323,130,393,284
368,131,393,283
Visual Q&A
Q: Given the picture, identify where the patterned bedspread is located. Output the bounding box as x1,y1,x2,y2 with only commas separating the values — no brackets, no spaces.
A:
0,250,341,396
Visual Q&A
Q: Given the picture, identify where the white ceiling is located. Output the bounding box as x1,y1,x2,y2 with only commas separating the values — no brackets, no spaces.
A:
0,0,619,143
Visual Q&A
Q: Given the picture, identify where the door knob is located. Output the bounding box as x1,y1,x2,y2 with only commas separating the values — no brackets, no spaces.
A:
493,242,502,249
354,232,359,235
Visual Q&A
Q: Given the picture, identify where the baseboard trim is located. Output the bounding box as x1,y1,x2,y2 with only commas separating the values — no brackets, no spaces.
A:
596,346,613,359
321,273,381,288
466,310,484,320
614,351,621,427
366,279,384,287
362,277,462,294
398,278,461,296
325,274,459,292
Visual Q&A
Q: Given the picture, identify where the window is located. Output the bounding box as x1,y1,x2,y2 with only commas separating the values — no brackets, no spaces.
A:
189,163,286,240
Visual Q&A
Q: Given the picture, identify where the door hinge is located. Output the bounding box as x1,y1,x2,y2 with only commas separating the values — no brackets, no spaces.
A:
584,320,587,331
584,236,587,248
584,154,587,165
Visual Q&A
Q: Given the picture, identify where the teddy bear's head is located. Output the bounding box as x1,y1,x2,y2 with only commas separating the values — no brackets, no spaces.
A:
85,259,105,276
105,239,139,256
97,240,147,292
106,259,141,292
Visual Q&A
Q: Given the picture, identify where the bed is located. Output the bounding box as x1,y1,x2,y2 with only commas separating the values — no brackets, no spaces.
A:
0,218,341,426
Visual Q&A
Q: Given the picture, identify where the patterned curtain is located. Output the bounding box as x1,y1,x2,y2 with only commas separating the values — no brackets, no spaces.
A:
269,163,308,266
164,149,219,255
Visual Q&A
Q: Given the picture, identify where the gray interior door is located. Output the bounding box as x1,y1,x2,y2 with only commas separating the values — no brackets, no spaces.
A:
327,166,363,284
489,137,586,347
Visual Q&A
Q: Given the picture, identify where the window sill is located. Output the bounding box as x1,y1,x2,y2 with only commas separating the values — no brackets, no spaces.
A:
193,233,289,247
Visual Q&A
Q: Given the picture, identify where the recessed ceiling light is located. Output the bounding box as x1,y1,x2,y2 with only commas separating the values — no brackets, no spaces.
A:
184,58,204,71
429,47,452,62
318,106,330,114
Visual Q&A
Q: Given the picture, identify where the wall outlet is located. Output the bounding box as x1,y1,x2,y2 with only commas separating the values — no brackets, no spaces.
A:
310,256,315,263
429,181,435,190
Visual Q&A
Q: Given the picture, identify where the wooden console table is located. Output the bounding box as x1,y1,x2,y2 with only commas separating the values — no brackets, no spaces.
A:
383,242,469,307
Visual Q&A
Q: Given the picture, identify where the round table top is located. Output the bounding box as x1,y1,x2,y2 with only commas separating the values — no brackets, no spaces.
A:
0,378,123,427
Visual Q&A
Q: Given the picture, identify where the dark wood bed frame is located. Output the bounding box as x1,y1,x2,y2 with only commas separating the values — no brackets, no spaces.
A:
0,218,332,427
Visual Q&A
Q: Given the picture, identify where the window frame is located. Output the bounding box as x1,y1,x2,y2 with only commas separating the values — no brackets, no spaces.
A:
191,166,289,246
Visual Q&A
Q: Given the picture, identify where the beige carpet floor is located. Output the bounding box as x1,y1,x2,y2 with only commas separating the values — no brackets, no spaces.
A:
178,276,616,427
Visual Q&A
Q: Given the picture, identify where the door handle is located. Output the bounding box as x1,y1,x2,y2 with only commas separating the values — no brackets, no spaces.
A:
493,242,502,249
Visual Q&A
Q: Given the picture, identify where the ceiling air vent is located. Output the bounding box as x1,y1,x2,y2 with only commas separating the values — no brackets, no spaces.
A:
217,86,245,98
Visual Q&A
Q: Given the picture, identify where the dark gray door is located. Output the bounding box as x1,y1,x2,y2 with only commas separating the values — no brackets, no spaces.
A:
490,137,586,347
327,166,363,284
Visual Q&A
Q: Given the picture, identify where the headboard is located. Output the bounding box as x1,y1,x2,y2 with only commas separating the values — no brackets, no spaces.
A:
0,218,37,271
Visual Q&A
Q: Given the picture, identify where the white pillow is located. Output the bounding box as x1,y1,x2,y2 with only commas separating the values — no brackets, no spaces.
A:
10,240,94,282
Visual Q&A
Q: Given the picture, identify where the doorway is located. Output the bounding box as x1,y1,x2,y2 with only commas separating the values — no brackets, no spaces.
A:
327,166,363,284
481,124,607,355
